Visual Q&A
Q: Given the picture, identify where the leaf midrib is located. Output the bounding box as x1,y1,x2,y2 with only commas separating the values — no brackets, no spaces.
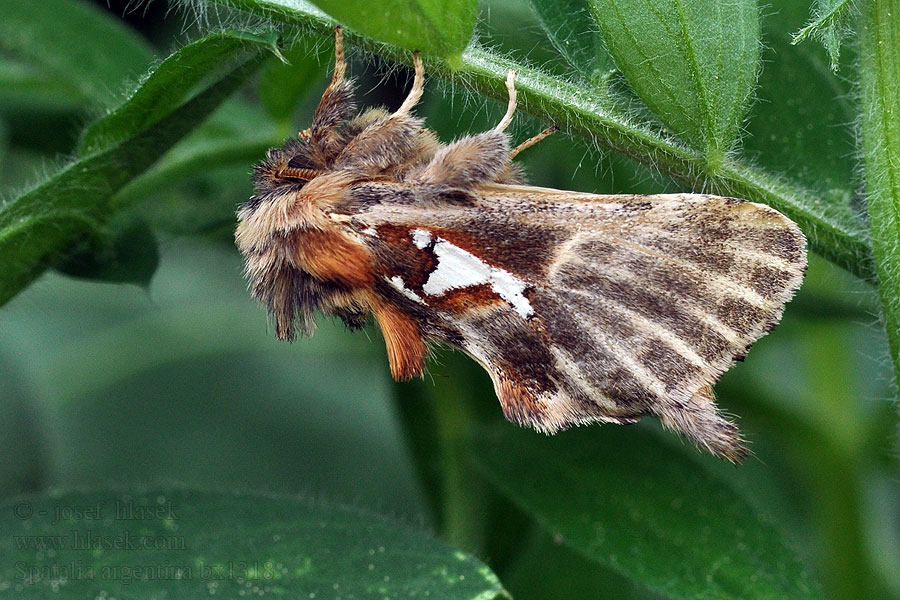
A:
671,0,717,154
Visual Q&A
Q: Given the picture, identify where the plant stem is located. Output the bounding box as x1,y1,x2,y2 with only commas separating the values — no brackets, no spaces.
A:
430,363,485,551
391,353,489,552
206,0,876,282
859,0,900,385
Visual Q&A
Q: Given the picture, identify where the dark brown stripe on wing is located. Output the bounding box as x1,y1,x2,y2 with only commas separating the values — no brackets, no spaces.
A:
432,220,567,278
372,223,436,289
554,265,734,360
531,289,658,410
467,310,558,395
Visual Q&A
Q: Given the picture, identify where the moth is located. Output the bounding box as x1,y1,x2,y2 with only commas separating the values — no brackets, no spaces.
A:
236,27,807,462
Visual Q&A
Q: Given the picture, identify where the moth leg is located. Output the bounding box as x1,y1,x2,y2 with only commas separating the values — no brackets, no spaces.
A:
330,26,347,86
509,125,558,159
409,69,513,187
496,125,557,183
309,26,355,146
331,51,426,172
410,68,533,188
392,51,425,117
371,299,426,380
494,69,517,132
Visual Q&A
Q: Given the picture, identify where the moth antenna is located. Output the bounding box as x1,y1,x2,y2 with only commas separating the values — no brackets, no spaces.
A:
509,125,558,159
393,51,424,116
494,69,517,133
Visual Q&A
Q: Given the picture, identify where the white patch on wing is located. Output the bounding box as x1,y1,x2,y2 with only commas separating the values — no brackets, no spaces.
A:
490,268,533,318
422,241,491,294
362,227,378,237
420,236,534,318
386,275,426,304
411,228,432,249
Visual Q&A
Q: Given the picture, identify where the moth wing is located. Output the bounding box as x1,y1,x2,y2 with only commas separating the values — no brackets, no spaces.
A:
355,184,807,461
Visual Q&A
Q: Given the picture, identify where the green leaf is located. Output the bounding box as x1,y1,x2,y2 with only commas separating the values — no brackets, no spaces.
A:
306,0,477,61
0,57,84,109
0,0,154,105
470,425,821,600
0,58,86,154
529,0,611,86
792,0,855,72
54,218,159,288
259,40,330,127
0,488,509,598
587,0,760,161
501,527,668,600
859,1,900,400
113,99,278,235
78,30,278,156
0,34,267,306
743,28,855,200
0,114,6,161
203,0,873,280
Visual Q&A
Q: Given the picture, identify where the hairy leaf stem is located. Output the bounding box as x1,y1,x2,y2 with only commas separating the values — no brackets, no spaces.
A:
208,0,875,282
859,0,900,385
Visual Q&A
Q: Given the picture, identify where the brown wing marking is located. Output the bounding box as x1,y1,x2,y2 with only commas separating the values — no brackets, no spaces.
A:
371,297,427,380
292,228,374,289
495,375,550,427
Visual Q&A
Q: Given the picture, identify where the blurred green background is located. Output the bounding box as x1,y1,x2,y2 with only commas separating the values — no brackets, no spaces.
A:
1,0,898,599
